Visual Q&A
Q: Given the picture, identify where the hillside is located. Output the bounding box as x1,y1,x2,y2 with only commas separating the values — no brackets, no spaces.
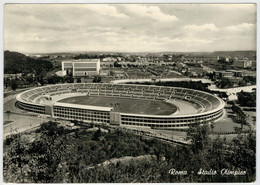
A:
3,121,256,183
4,50,53,75
213,50,256,59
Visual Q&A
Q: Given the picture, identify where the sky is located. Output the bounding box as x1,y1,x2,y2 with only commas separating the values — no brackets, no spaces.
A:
4,4,256,53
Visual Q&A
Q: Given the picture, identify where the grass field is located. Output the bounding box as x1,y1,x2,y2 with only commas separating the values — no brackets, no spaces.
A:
58,96,177,115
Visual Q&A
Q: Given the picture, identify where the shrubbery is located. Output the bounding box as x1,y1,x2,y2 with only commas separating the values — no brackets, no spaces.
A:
4,50,53,75
3,122,256,183
36,121,66,136
128,81,211,91
237,91,256,107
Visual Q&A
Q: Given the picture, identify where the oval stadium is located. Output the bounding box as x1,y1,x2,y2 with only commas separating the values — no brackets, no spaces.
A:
16,83,225,129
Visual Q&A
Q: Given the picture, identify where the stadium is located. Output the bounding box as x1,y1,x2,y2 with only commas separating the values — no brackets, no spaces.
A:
16,83,225,129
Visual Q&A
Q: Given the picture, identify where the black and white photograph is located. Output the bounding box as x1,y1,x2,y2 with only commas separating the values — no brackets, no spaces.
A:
2,2,257,183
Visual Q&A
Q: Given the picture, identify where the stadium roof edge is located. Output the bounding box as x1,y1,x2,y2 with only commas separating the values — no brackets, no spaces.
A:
53,102,113,112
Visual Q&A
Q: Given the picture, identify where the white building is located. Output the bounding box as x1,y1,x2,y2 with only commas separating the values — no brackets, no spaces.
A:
62,59,100,76
233,60,252,68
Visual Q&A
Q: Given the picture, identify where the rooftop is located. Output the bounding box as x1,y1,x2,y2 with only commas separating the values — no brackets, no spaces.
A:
53,102,113,112
62,59,100,63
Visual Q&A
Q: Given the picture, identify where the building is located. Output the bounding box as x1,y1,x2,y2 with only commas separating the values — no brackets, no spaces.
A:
102,57,117,62
202,66,214,73
4,73,23,79
226,70,243,77
176,62,186,69
233,60,252,68
112,70,126,78
16,83,225,129
221,71,234,78
99,70,109,76
213,71,234,78
225,57,229,62
190,72,198,77
100,60,114,68
62,59,100,76
243,70,257,77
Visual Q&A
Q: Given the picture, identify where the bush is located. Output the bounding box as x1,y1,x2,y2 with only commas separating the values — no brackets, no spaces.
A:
37,121,65,136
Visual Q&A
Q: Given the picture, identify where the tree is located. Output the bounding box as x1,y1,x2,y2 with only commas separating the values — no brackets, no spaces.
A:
230,131,256,181
10,80,18,91
238,80,247,87
25,76,34,84
46,75,64,84
218,92,228,99
216,78,233,88
243,76,256,85
66,76,74,83
93,128,102,140
231,105,248,129
76,78,81,83
6,110,11,120
233,126,242,134
36,121,65,136
113,62,122,68
93,76,102,83
37,76,45,86
237,91,256,108
4,78,10,89
186,123,210,154
4,51,53,76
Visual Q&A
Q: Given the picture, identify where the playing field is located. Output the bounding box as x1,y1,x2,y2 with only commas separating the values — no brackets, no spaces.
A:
58,96,178,115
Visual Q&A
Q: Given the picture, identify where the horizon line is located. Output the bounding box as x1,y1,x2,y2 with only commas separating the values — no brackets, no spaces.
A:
4,49,257,55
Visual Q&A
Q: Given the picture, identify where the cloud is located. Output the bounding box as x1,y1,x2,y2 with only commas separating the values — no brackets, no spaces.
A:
226,23,255,31
183,24,219,32
212,4,256,10
84,5,128,18
171,38,213,44
124,5,178,22
4,4,256,53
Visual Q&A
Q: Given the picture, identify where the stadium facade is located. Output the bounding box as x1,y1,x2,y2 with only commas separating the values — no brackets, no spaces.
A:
16,83,225,129
62,59,100,76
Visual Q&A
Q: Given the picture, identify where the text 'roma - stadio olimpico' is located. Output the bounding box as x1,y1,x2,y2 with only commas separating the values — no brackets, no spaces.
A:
16,83,225,129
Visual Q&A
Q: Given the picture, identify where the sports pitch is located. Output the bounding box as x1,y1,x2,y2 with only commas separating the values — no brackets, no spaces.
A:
58,96,178,115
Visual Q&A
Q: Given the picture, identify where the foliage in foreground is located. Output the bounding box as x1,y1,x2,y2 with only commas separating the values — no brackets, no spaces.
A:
3,121,256,183
237,91,256,108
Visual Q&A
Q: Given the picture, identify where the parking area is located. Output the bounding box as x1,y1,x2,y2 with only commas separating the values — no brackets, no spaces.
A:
3,113,50,138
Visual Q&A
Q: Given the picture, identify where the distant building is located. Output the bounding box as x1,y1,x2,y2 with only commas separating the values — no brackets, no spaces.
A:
62,59,100,76
226,70,256,77
4,73,22,79
99,70,109,76
202,66,214,73
227,70,243,77
243,70,256,77
221,71,234,78
213,71,234,78
113,70,125,78
190,72,198,77
103,57,117,62
176,62,186,68
233,60,252,68
101,60,114,67
233,57,239,60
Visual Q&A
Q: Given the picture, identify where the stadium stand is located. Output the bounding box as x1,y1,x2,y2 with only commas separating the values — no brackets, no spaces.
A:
16,83,225,129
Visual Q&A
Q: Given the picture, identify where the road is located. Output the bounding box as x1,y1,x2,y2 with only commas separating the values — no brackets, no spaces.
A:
3,113,49,138
3,90,51,138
